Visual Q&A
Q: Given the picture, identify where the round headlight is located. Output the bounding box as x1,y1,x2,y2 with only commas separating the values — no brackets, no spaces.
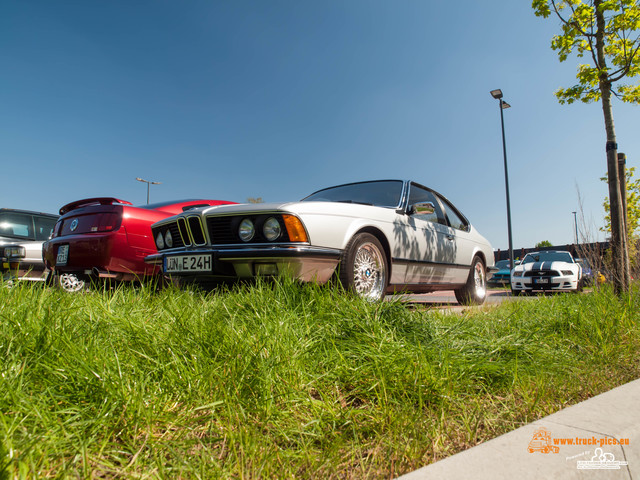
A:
155,232,165,250
263,217,281,241
164,230,173,248
238,218,255,242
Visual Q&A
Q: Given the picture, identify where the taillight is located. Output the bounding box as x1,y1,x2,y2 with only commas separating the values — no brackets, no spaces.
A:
91,213,121,232
52,220,62,238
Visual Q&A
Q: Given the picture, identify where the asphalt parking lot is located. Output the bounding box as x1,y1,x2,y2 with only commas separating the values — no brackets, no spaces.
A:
391,289,516,311
394,288,595,311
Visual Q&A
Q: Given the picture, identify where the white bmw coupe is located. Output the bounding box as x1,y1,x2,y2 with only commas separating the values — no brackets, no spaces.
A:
146,180,495,304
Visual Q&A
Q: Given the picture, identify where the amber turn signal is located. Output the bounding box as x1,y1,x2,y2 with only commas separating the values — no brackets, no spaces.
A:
282,215,308,242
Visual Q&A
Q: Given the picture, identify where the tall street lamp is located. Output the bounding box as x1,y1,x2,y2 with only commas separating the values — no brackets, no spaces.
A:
572,211,579,245
135,177,161,204
490,89,514,273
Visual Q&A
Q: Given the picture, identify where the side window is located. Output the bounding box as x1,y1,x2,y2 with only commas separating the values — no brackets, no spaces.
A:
407,184,445,225
34,216,58,241
438,196,469,231
0,212,34,239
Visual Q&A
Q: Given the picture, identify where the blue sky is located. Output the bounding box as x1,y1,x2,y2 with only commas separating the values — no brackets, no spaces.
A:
1,0,638,251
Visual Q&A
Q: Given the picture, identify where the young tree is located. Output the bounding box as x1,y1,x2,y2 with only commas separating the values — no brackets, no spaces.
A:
602,166,640,236
535,240,554,248
602,166,640,274
532,0,640,293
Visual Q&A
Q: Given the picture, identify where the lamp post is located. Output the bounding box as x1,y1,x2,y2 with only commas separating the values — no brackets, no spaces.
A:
572,211,579,245
135,177,161,204
490,89,514,273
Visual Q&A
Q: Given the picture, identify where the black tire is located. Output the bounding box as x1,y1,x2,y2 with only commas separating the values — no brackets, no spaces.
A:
339,233,388,302
454,255,487,305
511,289,521,297
45,270,56,288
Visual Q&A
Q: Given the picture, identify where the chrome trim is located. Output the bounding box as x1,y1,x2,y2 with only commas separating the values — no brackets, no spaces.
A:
204,210,291,219
145,245,342,283
177,217,191,246
145,244,340,265
187,214,207,246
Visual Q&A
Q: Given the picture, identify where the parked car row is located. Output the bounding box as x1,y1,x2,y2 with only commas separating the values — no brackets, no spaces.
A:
3,179,497,304
42,198,236,291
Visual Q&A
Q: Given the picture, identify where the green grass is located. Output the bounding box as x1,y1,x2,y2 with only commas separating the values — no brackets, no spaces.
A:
1,278,639,479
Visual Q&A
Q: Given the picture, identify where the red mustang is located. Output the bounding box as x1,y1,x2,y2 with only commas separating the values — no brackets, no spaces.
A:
43,197,236,290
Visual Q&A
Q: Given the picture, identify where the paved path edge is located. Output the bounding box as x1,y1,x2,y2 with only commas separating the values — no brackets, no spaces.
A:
397,378,640,479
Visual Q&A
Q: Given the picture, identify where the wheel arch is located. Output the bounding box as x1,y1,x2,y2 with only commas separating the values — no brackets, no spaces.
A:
470,247,488,270
474,250,487,266
350,226,392,278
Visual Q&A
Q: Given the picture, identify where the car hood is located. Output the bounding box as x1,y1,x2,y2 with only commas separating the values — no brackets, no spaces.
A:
197,200,397,217
515,261,580,272
198,202,296,215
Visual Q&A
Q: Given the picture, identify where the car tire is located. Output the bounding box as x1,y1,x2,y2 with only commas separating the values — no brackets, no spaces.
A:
511,289,521,297
454,255,487,305
339,233,388,302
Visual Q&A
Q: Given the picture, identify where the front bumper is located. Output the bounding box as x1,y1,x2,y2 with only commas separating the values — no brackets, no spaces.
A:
145,245,343,283
488,274,510,286
1,259,48,282
511,274,579,292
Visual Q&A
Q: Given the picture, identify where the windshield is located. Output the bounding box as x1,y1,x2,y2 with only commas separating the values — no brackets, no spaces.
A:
301,180,404,208
521,251,574,264
139,200,198,210
0,212,57,241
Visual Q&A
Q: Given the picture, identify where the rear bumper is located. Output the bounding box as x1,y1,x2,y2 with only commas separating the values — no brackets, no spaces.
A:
44,233,159,279
145,245,342,283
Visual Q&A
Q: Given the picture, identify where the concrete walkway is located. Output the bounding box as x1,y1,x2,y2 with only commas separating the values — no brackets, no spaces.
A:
398,379,640,479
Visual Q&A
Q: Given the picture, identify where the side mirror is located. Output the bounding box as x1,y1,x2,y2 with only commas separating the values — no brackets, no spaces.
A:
409,201,436,216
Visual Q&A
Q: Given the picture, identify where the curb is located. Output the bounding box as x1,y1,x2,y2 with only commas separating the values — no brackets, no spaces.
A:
397,378,640,479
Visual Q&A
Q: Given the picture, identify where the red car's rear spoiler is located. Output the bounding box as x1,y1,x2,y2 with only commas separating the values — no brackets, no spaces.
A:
59,197,133,215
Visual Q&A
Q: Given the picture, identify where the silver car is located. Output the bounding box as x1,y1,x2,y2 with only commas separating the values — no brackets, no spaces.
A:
145,180,495,303
0,208,58,283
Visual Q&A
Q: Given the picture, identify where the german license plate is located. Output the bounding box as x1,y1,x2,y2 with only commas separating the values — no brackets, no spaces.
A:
165,254,212,273
533,278,548,284
56,245,69,266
